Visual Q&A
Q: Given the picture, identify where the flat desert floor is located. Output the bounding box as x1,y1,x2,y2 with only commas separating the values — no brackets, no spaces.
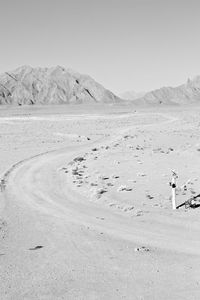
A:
0,104,200,300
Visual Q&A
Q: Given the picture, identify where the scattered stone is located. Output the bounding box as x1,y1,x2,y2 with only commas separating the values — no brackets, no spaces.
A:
115,204,123,210
107,182,114,186
133,210,143,216
117,185,132,192
73,156,85,163
77,180,83,184
134,246,150,252
123,206,134,212
101,176,109,180
153,147,162,153
0,179,6,192
96,217,105,220
29,246,43,251
137,173,146,177
146,194,154,200
190,190,196,195
187,180,193,185
128,179,137,183
72,170,80,176
0,219,7,231
109,203,116,207
93,188,108,199
78,170,84,174
136,145,144,150
180,185,187,191
90,182,98,186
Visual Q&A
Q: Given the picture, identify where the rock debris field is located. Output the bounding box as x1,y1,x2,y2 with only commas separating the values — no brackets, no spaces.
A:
1,104,200,299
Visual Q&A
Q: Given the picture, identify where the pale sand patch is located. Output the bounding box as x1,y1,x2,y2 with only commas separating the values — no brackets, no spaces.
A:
1,105,200,299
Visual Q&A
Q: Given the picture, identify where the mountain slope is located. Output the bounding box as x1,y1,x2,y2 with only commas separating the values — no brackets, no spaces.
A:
0,66,121,105
133,76,200,105
119,90,145,101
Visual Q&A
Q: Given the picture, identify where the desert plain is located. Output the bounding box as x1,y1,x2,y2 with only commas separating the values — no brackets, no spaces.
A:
0,104,200,299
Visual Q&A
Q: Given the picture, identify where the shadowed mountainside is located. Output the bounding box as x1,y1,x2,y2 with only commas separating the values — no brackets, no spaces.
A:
133,76,200,105
0,66,122,105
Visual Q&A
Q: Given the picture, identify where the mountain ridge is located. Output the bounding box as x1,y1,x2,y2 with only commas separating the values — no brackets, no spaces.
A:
0,65,122,105
119,90,146,101
133,76,200,105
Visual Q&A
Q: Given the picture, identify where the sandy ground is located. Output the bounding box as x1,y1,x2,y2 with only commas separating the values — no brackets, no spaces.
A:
1,104,200,299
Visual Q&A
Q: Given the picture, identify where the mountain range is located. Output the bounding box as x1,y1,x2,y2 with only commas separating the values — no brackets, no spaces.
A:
1,66,200,106
119,90,145,101
133,76,200,105
0,66,121,105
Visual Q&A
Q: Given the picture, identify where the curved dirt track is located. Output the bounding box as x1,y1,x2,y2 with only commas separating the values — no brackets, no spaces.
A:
5,144,200,255
1,111,200,300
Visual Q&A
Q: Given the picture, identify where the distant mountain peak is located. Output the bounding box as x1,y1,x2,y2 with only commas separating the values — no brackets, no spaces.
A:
119,90,146,100
133,76,200,105
0,66,122,105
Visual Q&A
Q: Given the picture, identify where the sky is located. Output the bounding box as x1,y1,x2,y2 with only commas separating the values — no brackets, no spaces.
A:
0,0,200,95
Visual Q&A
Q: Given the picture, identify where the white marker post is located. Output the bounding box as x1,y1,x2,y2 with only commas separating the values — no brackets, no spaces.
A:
171,170,178,210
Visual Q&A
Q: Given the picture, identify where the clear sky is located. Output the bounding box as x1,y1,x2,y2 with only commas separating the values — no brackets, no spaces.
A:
0,0,200,95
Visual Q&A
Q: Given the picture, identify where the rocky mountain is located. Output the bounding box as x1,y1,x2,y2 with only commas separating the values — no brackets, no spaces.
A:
119,90,145,101
133,76,200,105
0,66,122,105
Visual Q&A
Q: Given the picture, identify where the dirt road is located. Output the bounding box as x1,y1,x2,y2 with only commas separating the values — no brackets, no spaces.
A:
1,108,200,299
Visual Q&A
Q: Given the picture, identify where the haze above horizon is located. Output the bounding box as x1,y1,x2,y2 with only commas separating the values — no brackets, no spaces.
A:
1,0,200,95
